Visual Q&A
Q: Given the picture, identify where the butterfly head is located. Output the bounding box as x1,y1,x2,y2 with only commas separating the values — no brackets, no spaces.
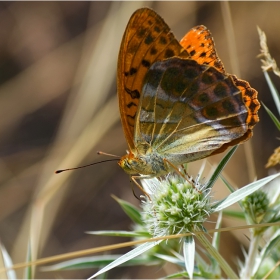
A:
118,152,144,175
118,149,171,177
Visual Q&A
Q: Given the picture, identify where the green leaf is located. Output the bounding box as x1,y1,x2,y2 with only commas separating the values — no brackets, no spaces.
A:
220,174,236,193
89,240,162,279
262,102,280,130
42,255,160,271
24,241,32,279
43,255,122,271
212,212,222,250
112,195,143,225
154,253,184,267
196,252,218,278
220,174,244,210
165,271,204,278
210,212,222,275
0,242,16,279
213,173,280,212
262,203,280,223
183,236,195,279
223,210,245,219
195,252,208,269
206,146,238,190
264,71,280,116
253,228,280,277
165,271,189,279
196,233,238,279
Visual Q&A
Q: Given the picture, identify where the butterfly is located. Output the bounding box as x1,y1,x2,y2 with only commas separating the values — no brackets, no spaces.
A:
117,7,260,182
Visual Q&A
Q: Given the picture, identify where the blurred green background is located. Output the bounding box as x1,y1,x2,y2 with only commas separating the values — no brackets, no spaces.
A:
0,1,279,278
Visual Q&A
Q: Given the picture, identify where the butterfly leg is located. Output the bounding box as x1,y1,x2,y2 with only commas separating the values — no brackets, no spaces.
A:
130,183,141,201
131,175,151,200
163,159,201,193
129,176,148,201
180,164,188,176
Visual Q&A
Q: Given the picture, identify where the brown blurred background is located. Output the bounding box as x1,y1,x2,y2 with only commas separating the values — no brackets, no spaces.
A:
0,1,279,278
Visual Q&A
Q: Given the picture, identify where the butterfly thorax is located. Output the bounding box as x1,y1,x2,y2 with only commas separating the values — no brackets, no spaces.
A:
118,150,169,177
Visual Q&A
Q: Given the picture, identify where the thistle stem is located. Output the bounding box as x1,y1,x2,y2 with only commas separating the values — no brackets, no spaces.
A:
196,232,238,279
241,232,261,278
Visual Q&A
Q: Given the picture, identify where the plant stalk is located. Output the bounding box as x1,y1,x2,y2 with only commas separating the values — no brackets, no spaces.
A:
241,232,261,278
196,232,238,279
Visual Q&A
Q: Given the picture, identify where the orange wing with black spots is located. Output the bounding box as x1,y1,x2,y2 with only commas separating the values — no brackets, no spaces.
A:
180,25,225,74
117,8,189,150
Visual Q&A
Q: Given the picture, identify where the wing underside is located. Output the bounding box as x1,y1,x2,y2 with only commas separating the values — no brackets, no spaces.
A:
134,57,252,162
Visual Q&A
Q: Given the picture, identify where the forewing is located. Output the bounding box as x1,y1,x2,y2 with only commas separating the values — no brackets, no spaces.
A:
117,8,189,150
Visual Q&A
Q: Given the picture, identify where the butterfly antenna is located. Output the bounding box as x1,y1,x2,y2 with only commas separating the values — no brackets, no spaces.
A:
97,151,121,158
55,159,119,174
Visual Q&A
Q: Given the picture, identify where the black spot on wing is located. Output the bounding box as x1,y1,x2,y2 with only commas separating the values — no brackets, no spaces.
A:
201,70,214,84
127,113,136,127
127,102,137,108
165,49,175,58
204,106,219,119
222,100,236,114
214,82,228,98
154,26,161,33
150,47,158,55
190,50,196,56
124,67,137,77
198,92,209,104
125,87,140,99
137,27,146,38
142,59,151,68
159,36,167,45
145,34,154,45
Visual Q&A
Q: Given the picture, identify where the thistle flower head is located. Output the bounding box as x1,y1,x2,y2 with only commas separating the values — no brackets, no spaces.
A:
242,190,269,223
141,175,213,237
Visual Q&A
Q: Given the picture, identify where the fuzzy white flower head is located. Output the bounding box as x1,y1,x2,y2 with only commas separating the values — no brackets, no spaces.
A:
141,175,213,237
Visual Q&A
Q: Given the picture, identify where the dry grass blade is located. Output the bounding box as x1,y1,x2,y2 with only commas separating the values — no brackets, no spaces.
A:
257,26,280,77
10,1,144,277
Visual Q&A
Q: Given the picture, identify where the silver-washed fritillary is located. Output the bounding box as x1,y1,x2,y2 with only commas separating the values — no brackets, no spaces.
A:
117,8,260,180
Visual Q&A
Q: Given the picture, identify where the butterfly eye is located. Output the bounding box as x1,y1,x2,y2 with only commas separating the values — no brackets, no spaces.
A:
118,157,133,174
129,158,138,167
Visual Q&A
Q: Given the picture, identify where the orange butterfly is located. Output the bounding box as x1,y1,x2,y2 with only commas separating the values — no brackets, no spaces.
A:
117,8,260,183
